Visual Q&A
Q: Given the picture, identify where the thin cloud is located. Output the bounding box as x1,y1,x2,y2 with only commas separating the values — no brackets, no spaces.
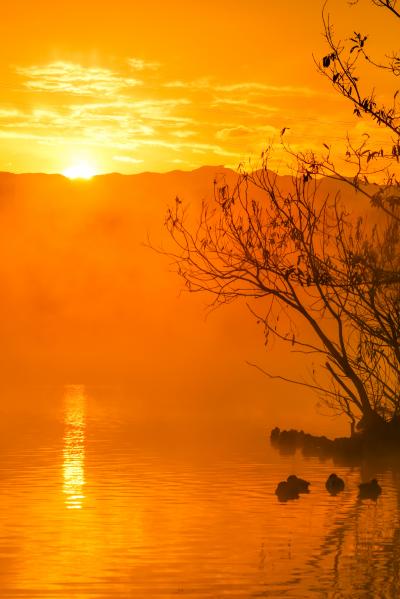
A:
1,60,349,172
113,155,144,164
16,62,142,96
67,99,192,124
215,82,320,96
172,130,196,138
164,78,210,90
164,79,320,97
163,80,188,89
216,125,254,140
128,58,161,71
211,97,279,114
0,108,23,119
216,124,278,140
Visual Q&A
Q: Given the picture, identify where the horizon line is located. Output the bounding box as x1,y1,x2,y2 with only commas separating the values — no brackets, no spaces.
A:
0,164,230,178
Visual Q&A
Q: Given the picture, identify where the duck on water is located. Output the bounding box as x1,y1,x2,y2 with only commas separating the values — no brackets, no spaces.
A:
358,479,382,500
275,475,310,502
325,473,345,495
275,473,382,501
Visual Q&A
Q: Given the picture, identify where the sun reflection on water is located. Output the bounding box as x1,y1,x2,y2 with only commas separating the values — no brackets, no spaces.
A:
63,385,86,509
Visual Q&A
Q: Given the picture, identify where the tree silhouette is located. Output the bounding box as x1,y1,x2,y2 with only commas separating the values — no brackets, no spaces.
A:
164,0,400,437
302,0,400,221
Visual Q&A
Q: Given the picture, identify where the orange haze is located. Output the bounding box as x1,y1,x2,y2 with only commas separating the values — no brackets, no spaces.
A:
0,168,354,436
0,0,398,174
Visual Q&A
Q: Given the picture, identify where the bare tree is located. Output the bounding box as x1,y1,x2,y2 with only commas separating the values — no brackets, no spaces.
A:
299,0,400,220
163,0,400,437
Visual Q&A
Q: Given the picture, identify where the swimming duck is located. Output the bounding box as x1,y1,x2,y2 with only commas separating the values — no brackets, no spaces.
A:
287,474,310,493
275,480,300,502
358,478,382,500
325,473,345,495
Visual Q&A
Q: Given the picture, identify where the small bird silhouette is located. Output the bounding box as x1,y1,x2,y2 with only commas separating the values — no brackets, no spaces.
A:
358,479,382,500
325,473,345,495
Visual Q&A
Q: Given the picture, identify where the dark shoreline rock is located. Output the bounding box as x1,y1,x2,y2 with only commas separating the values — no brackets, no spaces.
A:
270,426,400,464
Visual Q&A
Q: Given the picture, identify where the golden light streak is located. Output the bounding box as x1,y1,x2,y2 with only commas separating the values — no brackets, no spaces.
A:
63,385,86,509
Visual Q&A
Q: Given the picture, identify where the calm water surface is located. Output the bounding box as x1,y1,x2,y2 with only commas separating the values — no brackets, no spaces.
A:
1,385,400,598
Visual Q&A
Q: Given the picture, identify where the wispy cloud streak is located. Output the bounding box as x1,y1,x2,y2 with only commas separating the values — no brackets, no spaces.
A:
17,62,142,95
0,59,346,171
128,58,161,71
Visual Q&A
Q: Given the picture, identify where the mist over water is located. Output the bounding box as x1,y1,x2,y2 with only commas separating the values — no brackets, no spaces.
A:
0,170,349,436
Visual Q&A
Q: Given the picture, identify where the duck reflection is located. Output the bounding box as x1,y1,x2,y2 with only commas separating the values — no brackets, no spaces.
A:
63,385,86,509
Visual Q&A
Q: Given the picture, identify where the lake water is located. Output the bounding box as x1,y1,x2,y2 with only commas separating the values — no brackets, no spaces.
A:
1,385,399,598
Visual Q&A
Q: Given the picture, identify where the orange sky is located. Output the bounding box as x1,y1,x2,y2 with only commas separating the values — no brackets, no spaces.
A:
0,0,397,174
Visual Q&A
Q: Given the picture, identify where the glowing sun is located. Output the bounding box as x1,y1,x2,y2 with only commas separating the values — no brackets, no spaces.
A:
63,161,96,180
